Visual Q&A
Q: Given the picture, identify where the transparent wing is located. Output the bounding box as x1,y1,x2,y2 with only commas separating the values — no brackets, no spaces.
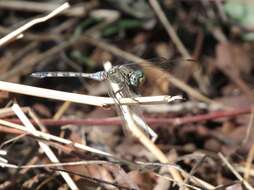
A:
119,58,196,70
105,78,133,137
117,58,196,95
106,76,151,138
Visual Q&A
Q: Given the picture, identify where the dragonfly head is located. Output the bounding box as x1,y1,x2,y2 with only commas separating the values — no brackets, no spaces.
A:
129,70,145,89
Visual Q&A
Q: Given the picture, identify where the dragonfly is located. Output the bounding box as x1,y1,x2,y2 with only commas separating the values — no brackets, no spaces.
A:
31,58,194,138
31,63,145,95
31,62,151,137
31,58,194,93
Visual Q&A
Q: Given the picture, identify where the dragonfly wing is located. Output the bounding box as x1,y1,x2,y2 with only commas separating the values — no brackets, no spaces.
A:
118,58,197,75
109,78,152,138
105,80,133,137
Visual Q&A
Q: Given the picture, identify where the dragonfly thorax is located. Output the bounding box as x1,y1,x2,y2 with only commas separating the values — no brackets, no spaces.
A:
106,67,126,84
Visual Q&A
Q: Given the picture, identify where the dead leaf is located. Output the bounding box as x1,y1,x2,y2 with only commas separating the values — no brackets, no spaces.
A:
215,42,254,100
215,42,252,76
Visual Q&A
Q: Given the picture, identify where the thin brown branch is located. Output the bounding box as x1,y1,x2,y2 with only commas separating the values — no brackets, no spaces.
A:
0,1,95,17
148,0,190,58
4,107,250,127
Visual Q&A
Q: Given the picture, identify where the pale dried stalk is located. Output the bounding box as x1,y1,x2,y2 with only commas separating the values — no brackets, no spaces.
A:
103,61,186,187
8,160,111,169
0,119,113,157
0,2,69,46
236,165,254,177
0,80,181,107
12,103,78,190
0,1,86,17
219,152,254,190
244,144,254,180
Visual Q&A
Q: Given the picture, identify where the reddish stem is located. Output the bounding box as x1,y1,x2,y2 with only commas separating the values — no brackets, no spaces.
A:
2,107,251,127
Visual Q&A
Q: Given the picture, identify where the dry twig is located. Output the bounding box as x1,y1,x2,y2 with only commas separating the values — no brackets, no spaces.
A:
0,118,113,157
12,103,78,190
0,1,92,17
0,2,69,47
0,80,180,106
218,152,254,190
3,106,250,127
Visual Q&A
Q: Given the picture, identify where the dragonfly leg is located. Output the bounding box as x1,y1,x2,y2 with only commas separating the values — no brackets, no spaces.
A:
114,86,125,97
130,97,140,104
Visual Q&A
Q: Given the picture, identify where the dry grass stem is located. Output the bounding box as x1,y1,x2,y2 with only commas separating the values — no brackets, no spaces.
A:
0,118,113,157
0,81,179,107
16,160,112,169
0,1,88,17
242,107,254,146
0,2,69,47
244,144,254,180
236,165,254,177
218,152,254,190
148,0,190,58
12,103,78,190
53,101,72,120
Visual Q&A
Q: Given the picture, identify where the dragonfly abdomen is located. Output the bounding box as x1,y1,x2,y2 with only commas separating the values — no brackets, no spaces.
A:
86,71,107,81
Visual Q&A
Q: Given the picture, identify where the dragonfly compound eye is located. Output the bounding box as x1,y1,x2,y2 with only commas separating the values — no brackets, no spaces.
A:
129,70,145,88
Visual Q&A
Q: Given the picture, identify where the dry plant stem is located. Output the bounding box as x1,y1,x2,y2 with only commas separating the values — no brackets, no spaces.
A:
236,165,254,177
11,103,78,190
80,35,221,107
27,108,86,188
19,156,39,174
0,134,27,150
181,156,207,190
0,80,177,106
244,110,254,176
53,101,72,120
0,160,123,176
148,0,210,94
103,62,213,189
0,107,30,118
154,174,201,190
148,0,190,58
193,30,204,60
5,160,112,169
0,26,63,41
0,2,69,47
0,125,23,134
4,106,251,127
244,144,254,181
242,108,254,146
0,119,113,157
49,168,135,190
0,1,89,17
218,153,254,190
